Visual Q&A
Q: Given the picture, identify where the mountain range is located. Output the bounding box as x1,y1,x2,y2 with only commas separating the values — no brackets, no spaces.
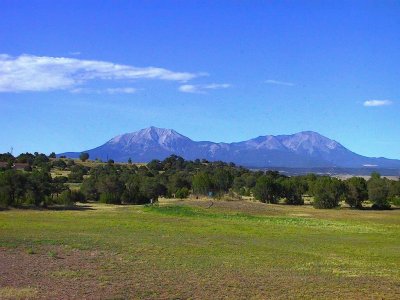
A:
59,126,400,170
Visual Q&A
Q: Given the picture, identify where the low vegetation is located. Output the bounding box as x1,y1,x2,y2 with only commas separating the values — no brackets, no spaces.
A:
1,152,400,298
0,152,399,210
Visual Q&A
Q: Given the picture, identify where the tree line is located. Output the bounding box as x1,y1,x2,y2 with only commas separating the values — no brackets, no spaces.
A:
1,152,399,209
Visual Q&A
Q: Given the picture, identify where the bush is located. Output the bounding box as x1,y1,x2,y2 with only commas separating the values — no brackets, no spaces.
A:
371,203,391,210
344,177,368,208
311,177,343,209
70,190,86,203
368,175,390,209
175,187,190,199
281,177,305,205
0,187,11,208
57,190,74,206
54,189,85,206
79,152,89,162
99,193,121,204
253,175,280,204
68,165,87,183
52,159,67,170
81,178,99,201
390,196,400,206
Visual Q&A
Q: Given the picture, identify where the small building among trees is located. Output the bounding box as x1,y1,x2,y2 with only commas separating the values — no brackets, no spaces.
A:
13,163,30,171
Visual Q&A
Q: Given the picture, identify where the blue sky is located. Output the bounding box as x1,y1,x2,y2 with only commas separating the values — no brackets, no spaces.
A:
0,0,399,159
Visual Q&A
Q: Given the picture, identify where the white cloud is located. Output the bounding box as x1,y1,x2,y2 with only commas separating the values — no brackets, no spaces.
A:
179,85,199,93
105,87,137,94
265,79,294,86
0,54,201,92
363,100,393,107
179,83,231,94
71,87,137,94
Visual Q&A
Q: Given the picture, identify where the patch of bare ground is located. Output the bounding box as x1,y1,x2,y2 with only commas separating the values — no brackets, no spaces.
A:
0,246,112,299
1,246,400,299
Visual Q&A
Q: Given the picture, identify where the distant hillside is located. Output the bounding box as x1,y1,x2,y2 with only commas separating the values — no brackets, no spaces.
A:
59,126,400,170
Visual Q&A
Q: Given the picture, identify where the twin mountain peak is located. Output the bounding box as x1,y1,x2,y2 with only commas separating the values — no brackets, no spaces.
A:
59,126,400,169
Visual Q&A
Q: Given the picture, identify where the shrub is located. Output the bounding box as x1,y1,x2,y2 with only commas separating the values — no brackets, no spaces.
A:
54,189,85,206
281,177,305,205
81,178,99,201
99,193,121,204
52,159,67,170
79,152,89,162
57,190,75,206
70,190,86,203
311,177,344,209
390,196,400,206
0,187,11,208
175,187,190,199
344,177,368,208
368,175,391,210
253,175,280,204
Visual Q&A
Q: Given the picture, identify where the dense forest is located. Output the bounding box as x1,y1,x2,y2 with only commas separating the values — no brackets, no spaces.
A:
0,152,399,210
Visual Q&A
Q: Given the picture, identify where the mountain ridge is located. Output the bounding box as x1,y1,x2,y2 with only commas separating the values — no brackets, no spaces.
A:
59,126,400,170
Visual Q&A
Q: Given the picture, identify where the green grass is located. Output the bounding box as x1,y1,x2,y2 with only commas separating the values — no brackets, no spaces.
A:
0,201,399,298
0,287,38,299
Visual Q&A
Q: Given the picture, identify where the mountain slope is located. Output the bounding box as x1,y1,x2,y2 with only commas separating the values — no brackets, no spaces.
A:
59,126,400,169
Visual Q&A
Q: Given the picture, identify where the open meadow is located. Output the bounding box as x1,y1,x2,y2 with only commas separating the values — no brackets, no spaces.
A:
1,199,399,299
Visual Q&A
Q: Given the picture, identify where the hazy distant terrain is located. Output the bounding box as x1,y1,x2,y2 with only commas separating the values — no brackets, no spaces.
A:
59,126,400,172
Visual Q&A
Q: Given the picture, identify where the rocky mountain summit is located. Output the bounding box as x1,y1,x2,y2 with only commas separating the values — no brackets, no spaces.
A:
59,126,400,169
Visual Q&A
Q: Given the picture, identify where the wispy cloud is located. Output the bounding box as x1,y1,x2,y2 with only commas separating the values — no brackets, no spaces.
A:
71,87,137,94
0,54,202,92
179,83,231,94
105,87,137,94
265,79,294,86
363,100,393,107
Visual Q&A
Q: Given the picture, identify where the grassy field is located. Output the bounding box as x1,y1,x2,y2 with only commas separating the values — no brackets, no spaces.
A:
0,200,399,299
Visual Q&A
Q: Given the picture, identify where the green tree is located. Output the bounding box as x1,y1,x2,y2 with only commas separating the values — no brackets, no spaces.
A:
388,180,400,206
57,189,75,206
121,175,143,204
167,173,191,197
175,187,190,199
311,177,344,209
233,176,248,196
97,173,125,204
81,177,99,201
0,170,27,207
68,165,87,183
344,177,368,208
140,176,167,202
0,152,15,165
16,152,35,165
147,159,163,171
253,175,281,204
33,153,50,166
51,176,68,198
388,180,400,199
52,159,67,170
281,177,305,205
192,172,213,196
212,168,233,194
27,170,52,207
367,175,390,209
79,152,89,162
